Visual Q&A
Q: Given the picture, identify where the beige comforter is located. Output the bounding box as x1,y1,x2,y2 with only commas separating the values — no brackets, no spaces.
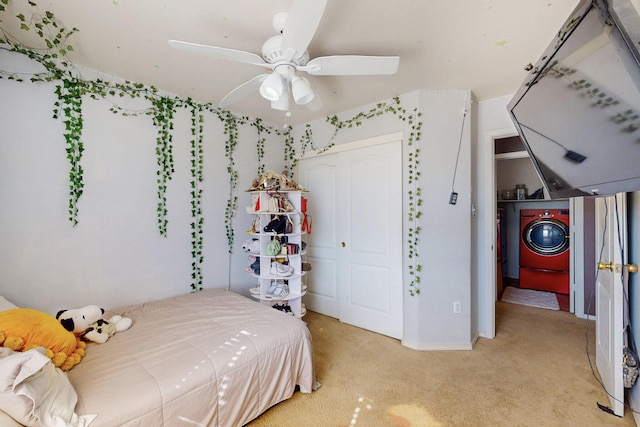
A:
67,289,316,427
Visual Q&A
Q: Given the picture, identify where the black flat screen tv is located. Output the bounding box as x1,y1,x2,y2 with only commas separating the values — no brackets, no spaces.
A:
507,0,640,198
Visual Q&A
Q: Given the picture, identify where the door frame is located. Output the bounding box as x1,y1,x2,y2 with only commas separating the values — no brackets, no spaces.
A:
481,127,518,339
481,127,585,339
298,131,404,159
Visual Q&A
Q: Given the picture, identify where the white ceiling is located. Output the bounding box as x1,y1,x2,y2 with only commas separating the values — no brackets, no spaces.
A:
4,0,581,125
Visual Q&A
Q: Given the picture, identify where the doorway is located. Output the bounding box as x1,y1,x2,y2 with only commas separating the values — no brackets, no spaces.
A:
296,133,404,339
483,128,590,339
495,135,571,312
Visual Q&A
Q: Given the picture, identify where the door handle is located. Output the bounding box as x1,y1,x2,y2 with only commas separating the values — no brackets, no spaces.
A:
341,242,346,247
597,261,621,272
597,262,638,273
597,261,614,271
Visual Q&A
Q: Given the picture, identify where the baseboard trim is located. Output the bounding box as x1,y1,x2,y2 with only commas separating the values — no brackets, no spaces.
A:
471,332,480,348
402,340,475,351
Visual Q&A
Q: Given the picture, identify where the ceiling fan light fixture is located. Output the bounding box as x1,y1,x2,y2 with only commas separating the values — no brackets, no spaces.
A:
271,95,289,111
291,76,315,105
169,0,400,114
259,72,284,101
272,11,289,33
271,82,290,111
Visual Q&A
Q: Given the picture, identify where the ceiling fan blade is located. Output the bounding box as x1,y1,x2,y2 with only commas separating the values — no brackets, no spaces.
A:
219,74,269,108
281,0,327,59
168,40,269,68
303,55,400,76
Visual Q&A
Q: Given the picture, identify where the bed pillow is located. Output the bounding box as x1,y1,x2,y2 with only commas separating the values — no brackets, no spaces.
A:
0,347,96,427
0,297,18,312
0,308,86,371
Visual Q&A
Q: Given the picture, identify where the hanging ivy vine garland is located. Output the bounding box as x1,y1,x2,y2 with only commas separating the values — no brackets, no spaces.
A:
0,1,423,296
151,96,176,237
189,103,205,291
250,118,269,176
220,110,240,253
406,109,423,296
53,78,85,226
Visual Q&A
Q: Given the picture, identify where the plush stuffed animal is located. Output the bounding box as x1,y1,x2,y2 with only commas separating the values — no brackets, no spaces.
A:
84,316,133,344
56,305,132,344
0,308,86,371
245,255,260,274
242,238,260,254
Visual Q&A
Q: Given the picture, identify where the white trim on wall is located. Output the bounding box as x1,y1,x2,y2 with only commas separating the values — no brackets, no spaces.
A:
480,127,517,340
298,131,404,159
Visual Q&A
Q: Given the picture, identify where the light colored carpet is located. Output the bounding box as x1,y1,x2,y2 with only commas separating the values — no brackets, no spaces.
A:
501,286,560,310
248,303,636,426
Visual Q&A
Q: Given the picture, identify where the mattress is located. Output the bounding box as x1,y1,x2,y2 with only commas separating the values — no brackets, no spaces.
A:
66,288,317,427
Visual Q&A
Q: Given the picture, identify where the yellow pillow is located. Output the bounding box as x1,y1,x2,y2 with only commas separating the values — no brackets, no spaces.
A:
0,308,86,371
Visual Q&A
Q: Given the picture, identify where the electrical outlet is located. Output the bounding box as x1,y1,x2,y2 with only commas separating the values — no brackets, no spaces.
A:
453,301,462,314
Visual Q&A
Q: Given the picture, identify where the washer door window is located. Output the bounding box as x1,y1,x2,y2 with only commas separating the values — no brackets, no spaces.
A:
523,219,569,256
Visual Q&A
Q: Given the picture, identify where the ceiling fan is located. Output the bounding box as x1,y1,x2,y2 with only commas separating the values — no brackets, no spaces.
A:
168,0,400,112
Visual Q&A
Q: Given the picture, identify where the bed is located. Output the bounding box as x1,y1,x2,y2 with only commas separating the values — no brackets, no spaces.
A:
0,289,317,427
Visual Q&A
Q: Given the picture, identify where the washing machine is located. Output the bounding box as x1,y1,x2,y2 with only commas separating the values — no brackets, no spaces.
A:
519,209,570,294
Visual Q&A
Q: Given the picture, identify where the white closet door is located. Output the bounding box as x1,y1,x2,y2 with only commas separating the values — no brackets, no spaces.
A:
298,136,403,339
298,153,340,318
337,141,403,338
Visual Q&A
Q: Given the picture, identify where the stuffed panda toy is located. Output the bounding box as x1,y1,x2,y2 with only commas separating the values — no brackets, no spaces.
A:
56,305,132,344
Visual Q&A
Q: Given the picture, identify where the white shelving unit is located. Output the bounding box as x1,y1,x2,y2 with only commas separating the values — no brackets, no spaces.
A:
247,190,307,318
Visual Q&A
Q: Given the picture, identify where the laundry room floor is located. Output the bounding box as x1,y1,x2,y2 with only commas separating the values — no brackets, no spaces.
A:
504,277,569,312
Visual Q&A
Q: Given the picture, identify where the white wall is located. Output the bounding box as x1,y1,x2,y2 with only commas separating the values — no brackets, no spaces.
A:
0,51,284,314
415,90,474,349
2,49,481,349
475,94,517,338
292,90,475,349
496,157,544,199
